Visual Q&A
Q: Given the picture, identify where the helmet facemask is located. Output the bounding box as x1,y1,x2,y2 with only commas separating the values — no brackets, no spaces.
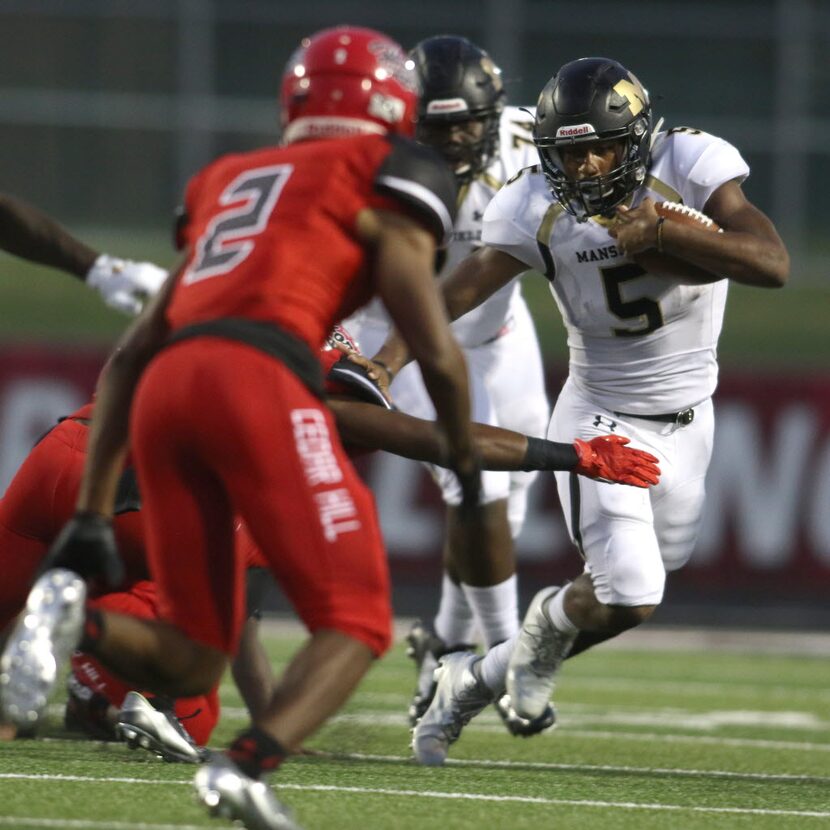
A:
537,114,650,220
416,108,502,184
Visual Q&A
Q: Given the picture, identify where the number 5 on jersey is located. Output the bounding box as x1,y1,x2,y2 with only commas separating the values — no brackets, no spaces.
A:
184,164,294,284
601,262,664,337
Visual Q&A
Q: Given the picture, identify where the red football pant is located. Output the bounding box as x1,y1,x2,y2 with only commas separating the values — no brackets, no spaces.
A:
131,339,392,657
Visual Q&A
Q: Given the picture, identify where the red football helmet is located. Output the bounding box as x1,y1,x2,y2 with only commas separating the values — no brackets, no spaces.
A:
280,26,419,144
324,323,360,353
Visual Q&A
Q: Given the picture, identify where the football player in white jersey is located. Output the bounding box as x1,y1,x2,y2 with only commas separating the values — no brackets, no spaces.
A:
344,36,550,729
374,57,789,765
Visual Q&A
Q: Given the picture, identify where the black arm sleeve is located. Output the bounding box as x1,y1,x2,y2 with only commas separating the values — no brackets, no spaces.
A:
374,136,458,244
521,437,579,472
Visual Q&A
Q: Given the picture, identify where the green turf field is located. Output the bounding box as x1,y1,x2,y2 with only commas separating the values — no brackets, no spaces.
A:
1,233,828,371
1,622,828,830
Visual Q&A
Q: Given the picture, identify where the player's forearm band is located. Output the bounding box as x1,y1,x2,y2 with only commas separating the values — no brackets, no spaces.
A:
656,216,666,254
521,437,579,472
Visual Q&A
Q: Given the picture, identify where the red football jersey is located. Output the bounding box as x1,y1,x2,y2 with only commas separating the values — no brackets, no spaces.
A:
168,134,456,351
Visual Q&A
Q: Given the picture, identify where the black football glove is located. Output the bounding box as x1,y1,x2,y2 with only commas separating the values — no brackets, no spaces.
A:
40,511,125,590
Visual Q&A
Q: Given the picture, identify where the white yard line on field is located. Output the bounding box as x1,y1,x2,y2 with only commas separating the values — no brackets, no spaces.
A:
3,746,829,788
321,751,830,784
207,702,830,733
1,772,828,820
330,705,830,732
277,784,830,818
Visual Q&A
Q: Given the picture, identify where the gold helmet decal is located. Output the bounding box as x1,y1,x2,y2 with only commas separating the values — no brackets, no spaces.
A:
612,78,645,116
479,56,503,93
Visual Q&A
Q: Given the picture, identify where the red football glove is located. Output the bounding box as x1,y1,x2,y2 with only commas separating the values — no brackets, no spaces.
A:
573,435,661,488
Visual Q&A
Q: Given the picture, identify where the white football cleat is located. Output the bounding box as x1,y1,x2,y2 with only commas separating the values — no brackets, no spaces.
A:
411,651,492,766
0,569,86,726
118,691,205,763
506,586,576,720
194,752,301,830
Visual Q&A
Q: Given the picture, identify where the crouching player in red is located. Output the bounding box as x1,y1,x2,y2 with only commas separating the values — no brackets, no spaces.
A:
0,399,260,756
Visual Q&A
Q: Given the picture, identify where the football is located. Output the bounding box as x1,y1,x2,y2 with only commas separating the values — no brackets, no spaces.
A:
633,201,722,282
653,200,721,232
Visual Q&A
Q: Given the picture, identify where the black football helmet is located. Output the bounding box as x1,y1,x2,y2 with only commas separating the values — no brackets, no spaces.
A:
533,57,652,220
410,35,505,183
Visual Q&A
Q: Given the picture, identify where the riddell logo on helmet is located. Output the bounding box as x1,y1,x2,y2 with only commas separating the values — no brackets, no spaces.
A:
556,123,595,138
426,98,469,115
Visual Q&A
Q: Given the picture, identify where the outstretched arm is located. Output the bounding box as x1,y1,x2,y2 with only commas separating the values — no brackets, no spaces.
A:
0,192,97,277
0,192,169,313
330,399,660,487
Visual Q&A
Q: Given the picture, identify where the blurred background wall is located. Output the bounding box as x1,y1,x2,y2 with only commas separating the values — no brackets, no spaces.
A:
3,0,830,278
1,0,828,626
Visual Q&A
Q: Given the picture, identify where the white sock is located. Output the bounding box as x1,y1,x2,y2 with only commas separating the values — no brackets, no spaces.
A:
462,575,520,649
545,587,579,635
433,573,476,647
476,633,517,694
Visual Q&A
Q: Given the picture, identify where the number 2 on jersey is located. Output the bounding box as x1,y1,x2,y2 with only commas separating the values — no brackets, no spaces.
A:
600,263,665,337
184,164,293,284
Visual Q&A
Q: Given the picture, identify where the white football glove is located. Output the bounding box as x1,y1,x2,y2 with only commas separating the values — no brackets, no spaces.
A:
85,254,168,316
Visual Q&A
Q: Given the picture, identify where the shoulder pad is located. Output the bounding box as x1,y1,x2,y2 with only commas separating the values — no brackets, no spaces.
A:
375,136,458,244
505,164,541,187
502,106,535,139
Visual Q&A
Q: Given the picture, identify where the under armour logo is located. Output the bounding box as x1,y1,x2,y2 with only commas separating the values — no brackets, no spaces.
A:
593,415,617,430
472,210,484,221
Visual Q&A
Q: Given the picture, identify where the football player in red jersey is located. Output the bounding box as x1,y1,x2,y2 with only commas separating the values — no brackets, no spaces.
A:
0,25,476,829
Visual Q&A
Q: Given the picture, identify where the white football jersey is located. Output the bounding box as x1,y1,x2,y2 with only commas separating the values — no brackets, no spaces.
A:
348,106,538,348
482,127,750,413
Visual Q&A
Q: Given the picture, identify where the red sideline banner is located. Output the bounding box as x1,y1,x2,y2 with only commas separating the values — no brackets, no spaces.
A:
1,346,828,598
